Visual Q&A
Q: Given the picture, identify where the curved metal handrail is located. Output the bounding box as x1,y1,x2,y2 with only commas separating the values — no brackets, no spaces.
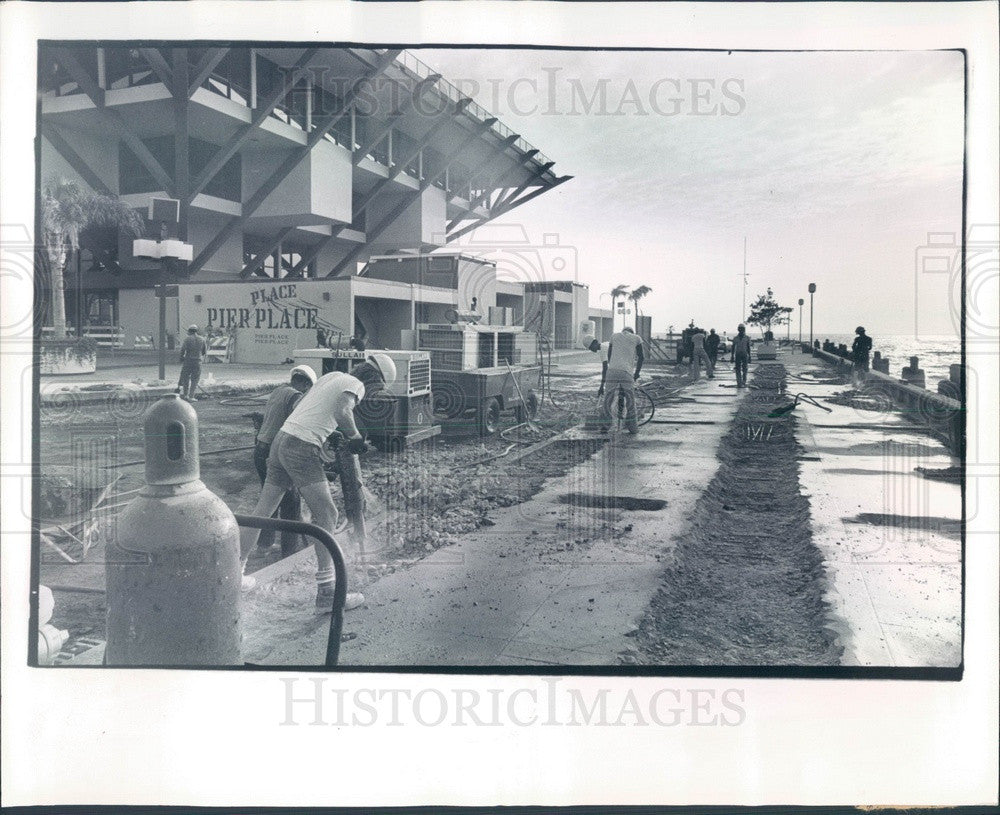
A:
234,514,348,667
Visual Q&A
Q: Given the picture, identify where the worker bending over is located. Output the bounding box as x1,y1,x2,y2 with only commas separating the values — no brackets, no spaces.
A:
251,365,316,554
240,353,397,612
599,327,644,434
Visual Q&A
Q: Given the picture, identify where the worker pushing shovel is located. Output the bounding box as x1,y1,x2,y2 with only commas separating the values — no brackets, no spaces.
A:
238,353,397,613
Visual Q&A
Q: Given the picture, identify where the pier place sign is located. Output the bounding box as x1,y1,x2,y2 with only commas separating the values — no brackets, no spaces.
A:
204,284,319,332
178,281,352,364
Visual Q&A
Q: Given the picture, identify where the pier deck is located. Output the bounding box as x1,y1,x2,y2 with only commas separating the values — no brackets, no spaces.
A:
245,349,962,668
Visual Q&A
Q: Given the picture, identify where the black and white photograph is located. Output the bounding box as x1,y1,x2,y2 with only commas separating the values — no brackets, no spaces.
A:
27,40,969,671
1,0,997,810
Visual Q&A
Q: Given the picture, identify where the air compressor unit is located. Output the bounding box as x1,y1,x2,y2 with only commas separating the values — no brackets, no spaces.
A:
292,348,439,451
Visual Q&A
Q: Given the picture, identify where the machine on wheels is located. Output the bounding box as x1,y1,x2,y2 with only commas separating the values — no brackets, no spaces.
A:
416,321,541,436
431,365,541,435
293,348,441,452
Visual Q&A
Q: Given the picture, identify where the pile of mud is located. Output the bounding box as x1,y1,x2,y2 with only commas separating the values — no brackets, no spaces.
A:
626,363,843,666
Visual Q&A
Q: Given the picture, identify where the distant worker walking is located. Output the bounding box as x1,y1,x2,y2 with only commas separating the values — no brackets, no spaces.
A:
730,324,752,388
177,325,206,401
239,354,397,613
599,327,644,434
851,326,873,385
689,328,714,380
251,365,316,555
706,329,721,368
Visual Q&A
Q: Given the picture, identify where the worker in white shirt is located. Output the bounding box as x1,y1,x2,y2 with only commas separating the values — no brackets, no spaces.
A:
599,327,644,433
239,353,397,613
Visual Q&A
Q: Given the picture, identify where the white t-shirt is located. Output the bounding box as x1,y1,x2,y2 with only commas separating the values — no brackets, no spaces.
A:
280,371,365,447
607,331,642,373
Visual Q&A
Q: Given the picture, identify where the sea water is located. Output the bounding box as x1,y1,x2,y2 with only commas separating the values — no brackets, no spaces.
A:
812,333,961,386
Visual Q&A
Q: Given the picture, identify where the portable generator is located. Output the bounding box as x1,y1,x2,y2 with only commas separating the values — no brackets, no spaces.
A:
292,348,440,451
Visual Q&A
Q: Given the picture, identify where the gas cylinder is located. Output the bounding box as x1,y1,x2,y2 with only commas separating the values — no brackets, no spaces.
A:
105,394,242,666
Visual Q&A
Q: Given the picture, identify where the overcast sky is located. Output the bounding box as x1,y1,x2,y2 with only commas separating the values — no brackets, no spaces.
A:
421,48,964,338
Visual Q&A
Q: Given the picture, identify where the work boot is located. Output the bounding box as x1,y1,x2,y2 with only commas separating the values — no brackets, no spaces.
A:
315,582,365,613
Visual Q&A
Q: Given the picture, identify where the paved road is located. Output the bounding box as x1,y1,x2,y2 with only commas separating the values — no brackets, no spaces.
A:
259,370,744,666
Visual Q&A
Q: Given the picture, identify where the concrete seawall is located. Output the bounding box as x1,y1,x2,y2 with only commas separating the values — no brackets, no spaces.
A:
805,344,963,457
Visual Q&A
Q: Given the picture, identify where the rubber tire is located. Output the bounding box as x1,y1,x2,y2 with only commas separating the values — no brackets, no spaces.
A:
478,397,502,435
514,390,539,423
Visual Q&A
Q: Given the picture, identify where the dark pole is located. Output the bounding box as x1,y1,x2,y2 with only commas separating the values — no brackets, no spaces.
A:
158,263,167,382
808,283,816,347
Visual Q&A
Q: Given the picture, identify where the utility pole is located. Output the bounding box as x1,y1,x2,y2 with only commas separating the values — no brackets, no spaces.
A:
808,283,816,347
739,236,749,322
134,198,192,382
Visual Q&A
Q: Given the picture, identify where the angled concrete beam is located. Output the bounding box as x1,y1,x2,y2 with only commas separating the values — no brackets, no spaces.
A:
138,48,174,89
446,175,571,244
54,47,175,196
187,48,318,203
326,117,496,278
288,98,471,276
492,161,555,210
240,226,295,278
446,144,535,230
352,72,441,164
187,48,230,98
40,122,114,196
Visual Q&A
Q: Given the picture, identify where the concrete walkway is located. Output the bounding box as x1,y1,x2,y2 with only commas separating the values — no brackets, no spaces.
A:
784,350,962,667
255,368,743,666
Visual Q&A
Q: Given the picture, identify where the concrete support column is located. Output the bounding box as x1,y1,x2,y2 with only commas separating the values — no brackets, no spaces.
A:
96,48,106,89
250,48,257,109
172,49,190,244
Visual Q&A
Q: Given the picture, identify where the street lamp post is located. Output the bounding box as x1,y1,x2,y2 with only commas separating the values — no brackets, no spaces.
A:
133,198,193,382
808,283,816,347
798,298,804,345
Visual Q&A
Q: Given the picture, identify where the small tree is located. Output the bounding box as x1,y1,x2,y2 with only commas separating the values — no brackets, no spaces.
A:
628,284,652,331
746,287,792,339
41,178,143,339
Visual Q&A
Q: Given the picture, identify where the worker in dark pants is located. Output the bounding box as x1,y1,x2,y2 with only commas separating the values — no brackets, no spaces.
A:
690,328,714,380
252,365,316,556
730,323,752,388
177,325,206,401
706,328,721,369
851,326,873,386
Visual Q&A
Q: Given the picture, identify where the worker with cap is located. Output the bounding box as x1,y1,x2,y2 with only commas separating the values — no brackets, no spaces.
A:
730,324,752,388
689,327,714,380
239,352,397,613
851,326,873,385
249,364,317,557
177,325,207,401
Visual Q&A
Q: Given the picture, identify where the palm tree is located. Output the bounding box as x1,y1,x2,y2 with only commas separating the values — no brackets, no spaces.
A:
628,284,652,331
41,179,143,339
609,284,629,331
